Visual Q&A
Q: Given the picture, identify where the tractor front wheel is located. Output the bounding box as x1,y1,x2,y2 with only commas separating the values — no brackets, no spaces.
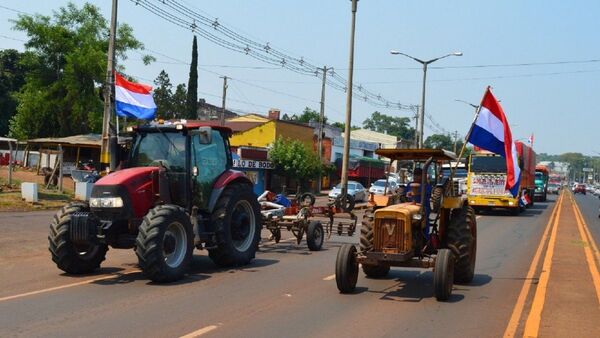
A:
306,221,324,251
336,244,359,293
434,248,454,301
209,185,261,267
135,205,193,282
49,202,108,274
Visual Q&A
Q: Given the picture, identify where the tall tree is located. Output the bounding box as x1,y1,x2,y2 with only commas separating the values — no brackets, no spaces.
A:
293,107,327,124
186,35,198,120
424,133,453,150
269,137,322,189
153,70,173,119
0,49,28,136
8,3,149,139
362,111,415,141
171,83,188,119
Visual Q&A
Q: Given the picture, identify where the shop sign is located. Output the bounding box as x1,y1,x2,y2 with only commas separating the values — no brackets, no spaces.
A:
233,159,274,169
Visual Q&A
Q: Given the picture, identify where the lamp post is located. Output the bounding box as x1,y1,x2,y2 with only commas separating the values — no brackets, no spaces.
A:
390,51,463,148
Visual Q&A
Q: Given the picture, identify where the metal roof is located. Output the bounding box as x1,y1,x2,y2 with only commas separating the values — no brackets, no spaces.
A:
27,134,101,147
375,148,457,161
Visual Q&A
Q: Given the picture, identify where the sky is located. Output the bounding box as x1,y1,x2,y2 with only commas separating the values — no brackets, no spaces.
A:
1,0,599,156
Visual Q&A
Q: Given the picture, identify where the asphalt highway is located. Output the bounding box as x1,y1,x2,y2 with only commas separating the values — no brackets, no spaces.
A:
0,192,599,337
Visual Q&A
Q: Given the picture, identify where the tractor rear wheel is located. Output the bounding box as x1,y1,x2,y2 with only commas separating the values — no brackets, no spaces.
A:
434,248,454,301
336,244,359,293
49,202,108,274
431,186,444,214
306,221,324,251
135,205,193,282
209,185,261,267
359,208,374,252
447,205,477,284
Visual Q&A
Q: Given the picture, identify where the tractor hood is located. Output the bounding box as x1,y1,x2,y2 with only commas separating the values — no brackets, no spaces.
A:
91,167,159,219
95,167,158,187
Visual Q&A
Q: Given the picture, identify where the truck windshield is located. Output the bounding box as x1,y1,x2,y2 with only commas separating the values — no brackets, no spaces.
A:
535,172,544,180
470,156,506,173
129,131,186,172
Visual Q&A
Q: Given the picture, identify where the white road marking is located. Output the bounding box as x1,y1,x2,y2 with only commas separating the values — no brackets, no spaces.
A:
0,269,140,302
179,325,219,338
323,274,336,281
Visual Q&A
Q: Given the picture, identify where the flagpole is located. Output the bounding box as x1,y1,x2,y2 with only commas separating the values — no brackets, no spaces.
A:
453,86,491,174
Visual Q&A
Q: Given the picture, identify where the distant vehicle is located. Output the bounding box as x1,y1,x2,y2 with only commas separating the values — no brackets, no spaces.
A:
329,181,367,202
442,162,468,195
574,184,587,194
368,179,399,195
534,165,549,201
547,183,560,194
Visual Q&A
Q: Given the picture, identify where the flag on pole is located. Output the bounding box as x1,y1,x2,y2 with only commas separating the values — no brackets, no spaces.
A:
114,72,157,120
467,87,521,197
528,133,534,146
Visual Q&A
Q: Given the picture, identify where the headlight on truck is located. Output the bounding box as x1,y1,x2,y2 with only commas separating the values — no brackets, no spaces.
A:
90,197,124,208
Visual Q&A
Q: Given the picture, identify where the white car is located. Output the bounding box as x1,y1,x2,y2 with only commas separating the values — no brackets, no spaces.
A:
369,179,399,195
328,181,367,202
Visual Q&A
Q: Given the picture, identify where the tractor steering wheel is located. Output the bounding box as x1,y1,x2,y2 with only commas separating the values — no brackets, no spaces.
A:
149,159,171,171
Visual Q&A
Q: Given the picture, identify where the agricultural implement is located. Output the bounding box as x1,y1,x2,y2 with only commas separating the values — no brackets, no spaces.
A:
259,192,358,251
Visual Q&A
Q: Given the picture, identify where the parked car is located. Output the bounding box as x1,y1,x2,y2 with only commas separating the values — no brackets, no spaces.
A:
574,183,587,194
369,179,399,195
328,181,367,202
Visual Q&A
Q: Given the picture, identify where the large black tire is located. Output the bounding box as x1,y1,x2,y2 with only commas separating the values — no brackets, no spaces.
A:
359,208,374,252
335,244,359,293
336,194,355,212
208,185,261,267
447,205,477,284
48,202,108,274
307,221,324,251
431,186,444,214
434,248,454,301
135,205,193,282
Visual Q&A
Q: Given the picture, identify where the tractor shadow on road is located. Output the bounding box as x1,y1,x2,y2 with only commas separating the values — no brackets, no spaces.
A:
363,270,492,303
479,203,549,218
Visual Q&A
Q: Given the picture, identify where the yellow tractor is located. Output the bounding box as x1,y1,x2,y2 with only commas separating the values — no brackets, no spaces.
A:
335,149,477,301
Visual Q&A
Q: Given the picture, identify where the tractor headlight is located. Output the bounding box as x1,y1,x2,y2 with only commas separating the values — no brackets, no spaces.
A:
412,213,423,221
90,197,124,208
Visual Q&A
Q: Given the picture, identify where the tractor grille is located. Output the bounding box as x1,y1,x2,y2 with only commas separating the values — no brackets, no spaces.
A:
373,218,407,254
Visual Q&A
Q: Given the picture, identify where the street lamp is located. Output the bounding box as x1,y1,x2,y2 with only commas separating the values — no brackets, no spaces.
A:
390,51,463,148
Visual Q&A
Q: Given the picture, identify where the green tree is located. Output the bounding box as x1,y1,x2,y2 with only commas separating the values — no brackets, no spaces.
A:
0,49,29,136
186,35,198,120
269,137,322,189
8,2,149,139
171,83,188,119
293,107,327,124
424,133,454,150
362,111,415,141
153,70,173,119
330,121,359,132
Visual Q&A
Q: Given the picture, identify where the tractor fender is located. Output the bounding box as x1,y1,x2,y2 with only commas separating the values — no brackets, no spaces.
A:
208,170,254,213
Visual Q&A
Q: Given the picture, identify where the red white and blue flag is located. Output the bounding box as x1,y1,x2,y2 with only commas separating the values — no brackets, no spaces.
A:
114,72,157,120
467,87,521,197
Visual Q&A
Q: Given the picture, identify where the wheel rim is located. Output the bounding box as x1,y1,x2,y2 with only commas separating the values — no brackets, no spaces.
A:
231,200,256,252
163,221,187,268
74,243,99,260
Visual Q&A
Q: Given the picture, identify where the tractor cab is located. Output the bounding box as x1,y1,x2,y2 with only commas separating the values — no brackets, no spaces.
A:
336,148,477,301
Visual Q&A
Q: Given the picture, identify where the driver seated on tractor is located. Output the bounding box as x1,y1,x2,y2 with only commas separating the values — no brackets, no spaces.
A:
405,167,433,239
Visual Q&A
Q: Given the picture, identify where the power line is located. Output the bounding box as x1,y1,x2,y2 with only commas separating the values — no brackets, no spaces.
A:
129,0,415,111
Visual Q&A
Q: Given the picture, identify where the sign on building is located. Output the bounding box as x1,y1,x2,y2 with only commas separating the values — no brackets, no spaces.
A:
233,159,274,169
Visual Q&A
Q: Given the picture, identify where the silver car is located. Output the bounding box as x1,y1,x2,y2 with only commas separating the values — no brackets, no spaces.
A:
328,181,367,202
369,179,399,195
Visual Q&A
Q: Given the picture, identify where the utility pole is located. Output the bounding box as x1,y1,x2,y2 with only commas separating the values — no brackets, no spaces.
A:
413,107,419,148
219,76,228,126
453,130,459,153
317,66,328,193
340,0,358,199
100,0,118,171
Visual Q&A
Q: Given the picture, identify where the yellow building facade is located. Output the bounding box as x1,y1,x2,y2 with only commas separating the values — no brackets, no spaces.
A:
229,119,314,149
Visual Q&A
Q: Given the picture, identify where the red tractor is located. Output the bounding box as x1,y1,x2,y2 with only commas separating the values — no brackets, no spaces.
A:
48,122,261,282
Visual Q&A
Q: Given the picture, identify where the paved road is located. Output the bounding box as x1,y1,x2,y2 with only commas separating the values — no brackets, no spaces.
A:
0,193,598,337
